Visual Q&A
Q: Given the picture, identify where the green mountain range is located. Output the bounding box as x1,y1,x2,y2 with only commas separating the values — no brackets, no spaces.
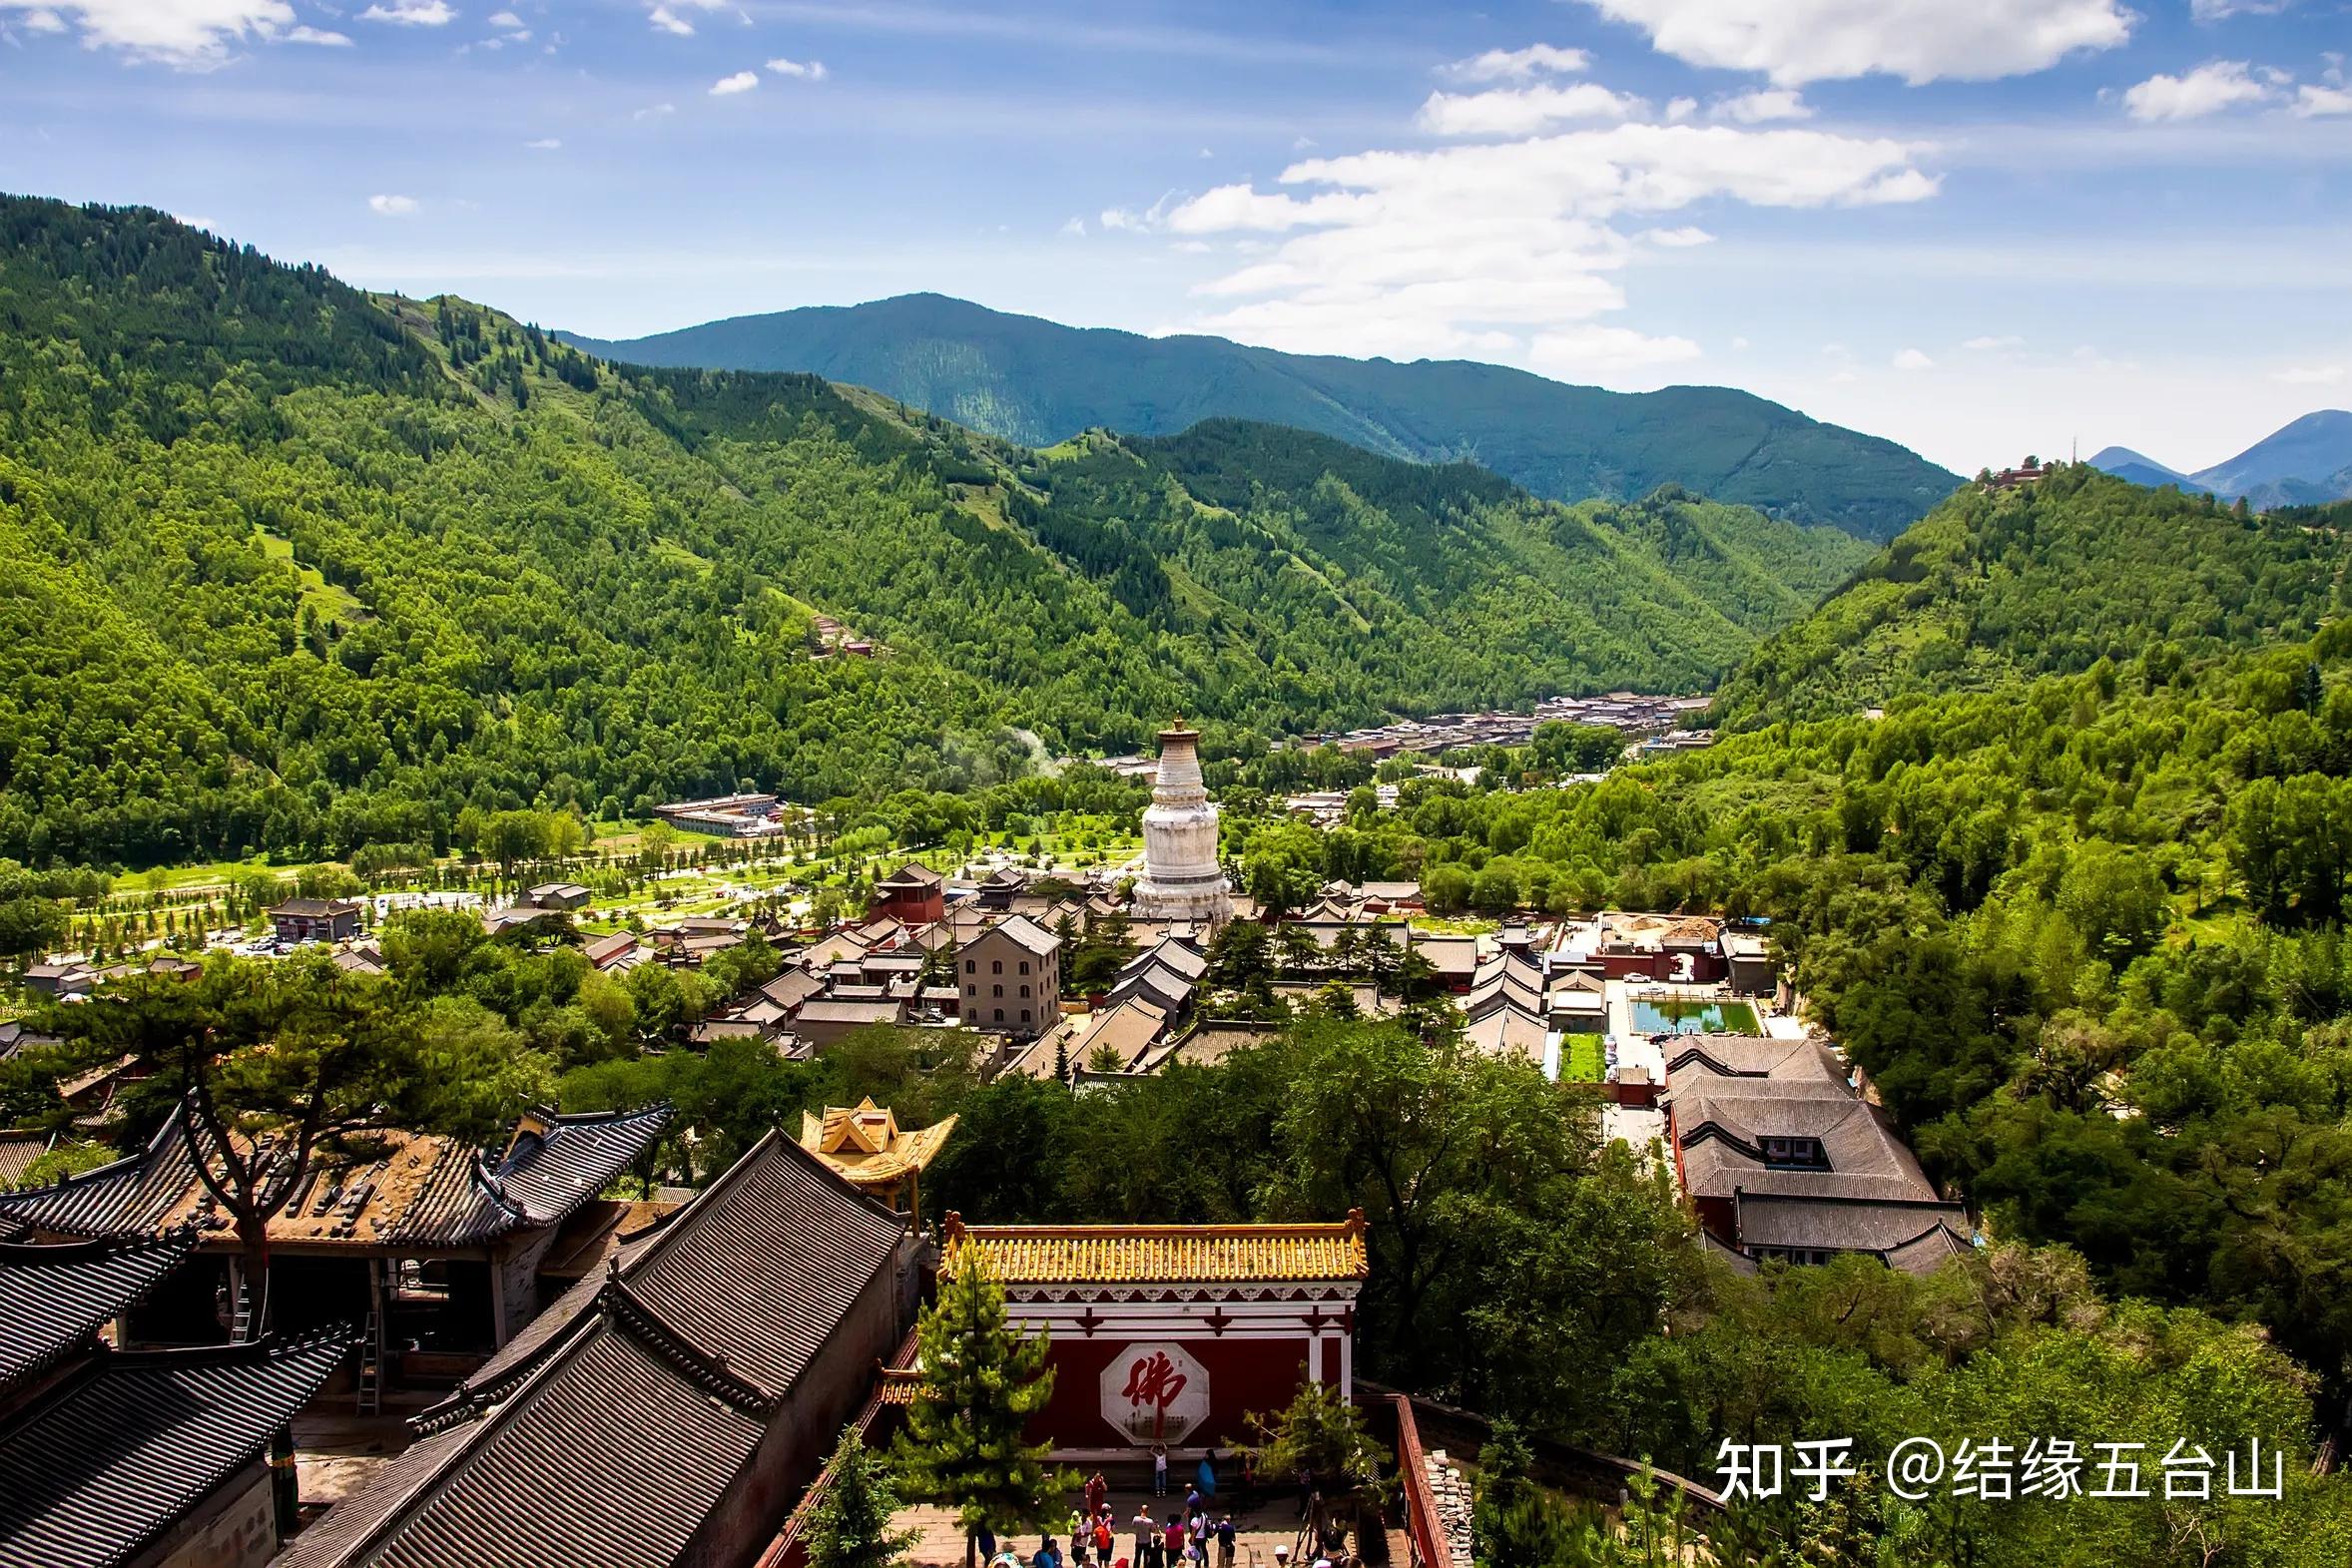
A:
561,292,1960,542
0,194,1870,868
1711,462,2352,728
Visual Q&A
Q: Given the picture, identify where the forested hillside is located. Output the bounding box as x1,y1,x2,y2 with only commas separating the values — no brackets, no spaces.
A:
1711,463,2352,727
1215,616,2352,1426
563,291,1961,541
0,195,1864,869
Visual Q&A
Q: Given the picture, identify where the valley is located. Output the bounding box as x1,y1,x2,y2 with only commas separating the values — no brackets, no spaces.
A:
8,191,2352,1568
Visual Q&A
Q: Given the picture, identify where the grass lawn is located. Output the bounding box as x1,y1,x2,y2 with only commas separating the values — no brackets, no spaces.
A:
1561,1033,1606,1082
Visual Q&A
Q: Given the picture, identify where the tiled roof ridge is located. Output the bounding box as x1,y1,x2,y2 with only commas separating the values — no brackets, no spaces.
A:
613,1131,908,1282
948,1214,1366,1241
0,1226,196,1267
104,1318,359,1374
601,1277,778,1415
0,1109,175,1202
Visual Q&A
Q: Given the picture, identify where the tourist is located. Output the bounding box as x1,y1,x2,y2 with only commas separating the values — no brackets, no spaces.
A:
1153,1444,1169,1497
1185,1483,1202,1516
1133,1505,1156,1567
1196,1451,1218,1501
1034,1537,1059,1568
1093,1514,1114,1563
1086,1470,1109,1519
1163,1514,1184,1564
1215,1516,1235,1567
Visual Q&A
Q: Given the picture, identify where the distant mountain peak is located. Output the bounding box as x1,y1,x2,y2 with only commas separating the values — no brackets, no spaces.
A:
561,292,1958,541
2088,411,2352,512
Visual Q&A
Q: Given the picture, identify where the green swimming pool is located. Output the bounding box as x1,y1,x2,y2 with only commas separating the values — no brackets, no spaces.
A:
1629,998,1761,1035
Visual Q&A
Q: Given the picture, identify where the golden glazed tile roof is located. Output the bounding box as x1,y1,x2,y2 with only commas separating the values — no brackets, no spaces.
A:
797,1101,955,1187
940,1211,1369,1285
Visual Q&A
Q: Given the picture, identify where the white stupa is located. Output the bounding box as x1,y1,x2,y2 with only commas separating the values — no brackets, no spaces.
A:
1130,720,1232,925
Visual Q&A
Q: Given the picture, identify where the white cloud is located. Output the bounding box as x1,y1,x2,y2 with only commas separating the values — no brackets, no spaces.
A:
1159,122,1936,366
766,54,825,78
0,0,299,65
360,0,453,24
2293,84,2352,117
485,8,518,22
1567,0,2132,86
2190,0,2291,18
1059,216,1087,237
1640,225,1714,246
368,194,419,216
644,0,718,32
1892,347,1936,370
1440,43,1589,82
633,101,676,119
1527,323,1702,376
1713,88,1811,123
1099,207,1144,232
2123,60,2272,120
1963,333,2025,350
1416,82,1647,137
709,69,758,95
524,136,561,149
2272,364,2345,384
1665,96,1697,122
1730,334,1750,349
285,22,347,43
173,212,219,230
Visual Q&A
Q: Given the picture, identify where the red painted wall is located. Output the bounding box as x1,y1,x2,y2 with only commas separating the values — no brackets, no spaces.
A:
1032,1335,1324,1451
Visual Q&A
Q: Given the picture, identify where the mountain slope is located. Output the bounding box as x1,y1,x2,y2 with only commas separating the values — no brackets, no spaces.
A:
2190,410,2352,510
1711,464,2352,728
0,194,1866,868
2089,412,2352,510
562,292,1960,542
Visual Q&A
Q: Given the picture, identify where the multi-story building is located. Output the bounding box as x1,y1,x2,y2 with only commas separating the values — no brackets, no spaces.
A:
957,913,1062,1039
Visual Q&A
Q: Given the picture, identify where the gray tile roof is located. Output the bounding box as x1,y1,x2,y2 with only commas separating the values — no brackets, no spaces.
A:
1,1327,351,1568
277,1134,911,1568
0,1232,197,1391
1672,1078,1942,1207
0,1104,667,1252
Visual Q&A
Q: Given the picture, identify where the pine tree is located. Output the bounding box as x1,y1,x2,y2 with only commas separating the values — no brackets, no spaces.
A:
808,1426,917,1568
891,1248,1067,1568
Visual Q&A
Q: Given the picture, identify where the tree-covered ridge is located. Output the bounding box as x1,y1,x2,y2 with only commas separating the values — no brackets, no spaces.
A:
562,290,1962,540
1210,619,2352,1413
0,194,1864,869
1711,464,2352,729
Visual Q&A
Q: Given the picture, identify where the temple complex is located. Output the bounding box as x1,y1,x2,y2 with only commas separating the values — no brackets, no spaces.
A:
1129,720,1232,926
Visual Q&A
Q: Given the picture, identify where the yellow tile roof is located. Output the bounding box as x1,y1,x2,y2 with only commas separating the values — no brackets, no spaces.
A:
797,1101,956,1187
940,1212,1369,1285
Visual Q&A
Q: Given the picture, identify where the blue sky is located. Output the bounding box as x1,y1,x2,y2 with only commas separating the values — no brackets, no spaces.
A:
0,0,2347,473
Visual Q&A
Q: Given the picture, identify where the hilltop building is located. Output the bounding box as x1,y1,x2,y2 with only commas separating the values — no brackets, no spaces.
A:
1130,721,1232,926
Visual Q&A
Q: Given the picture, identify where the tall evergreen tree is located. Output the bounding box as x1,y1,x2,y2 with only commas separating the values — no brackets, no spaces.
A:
808,1426,918,1568
890,1247,1067,1568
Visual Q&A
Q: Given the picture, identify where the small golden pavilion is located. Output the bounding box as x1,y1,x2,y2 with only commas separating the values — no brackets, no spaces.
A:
796,1099,955,1221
